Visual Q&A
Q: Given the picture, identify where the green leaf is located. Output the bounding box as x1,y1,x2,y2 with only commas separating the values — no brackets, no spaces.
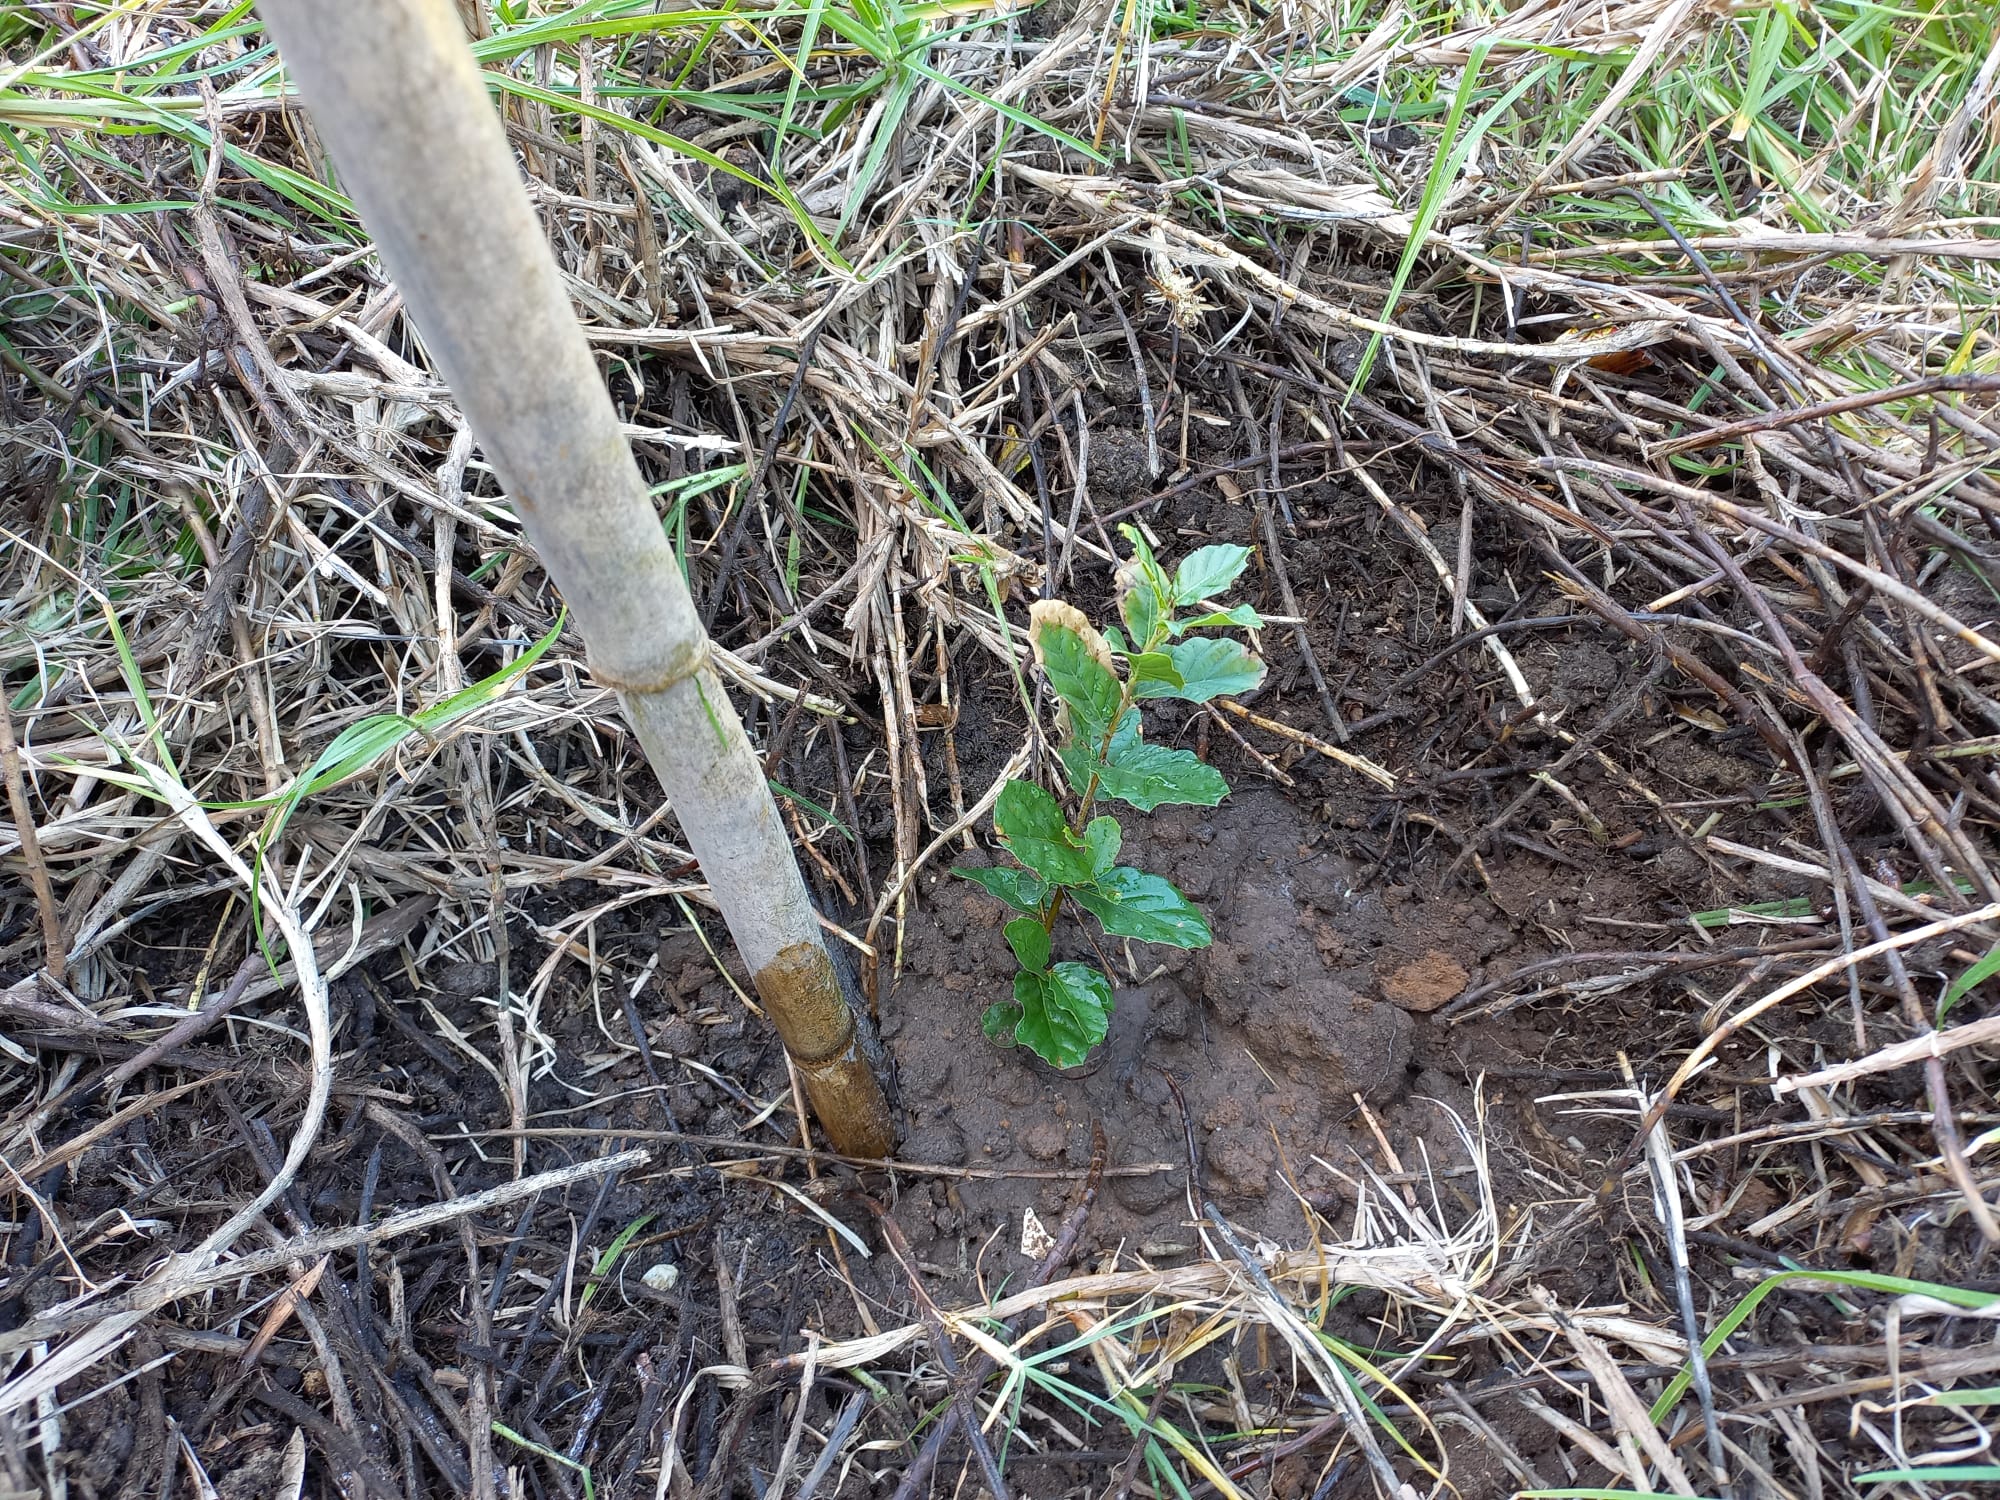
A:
1004,917,1051,973
982,1000,1023,1043
1932,1387,2000,1406
1054,709,1134,798
1083,815,1122,877
1166,636,1265,703
1070,867,1212,948
1649,1266,2000,1424
265,609,566,842
1011,963,1114,1068
581,1211,656,1310
953,864,1045,913
1039,623,1121,744
484,72,849,270
1119,523,1164,581
1171,603,1264,634
1120,580,1163,652
994,779,1095,885
1062,717,1229,812
1857,1468,2000,1486
1941,938,2000,1022
1129,651,1185,699
1173,544,1253,605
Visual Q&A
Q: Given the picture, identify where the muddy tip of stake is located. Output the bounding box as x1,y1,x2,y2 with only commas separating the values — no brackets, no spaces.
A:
755,938,897,1160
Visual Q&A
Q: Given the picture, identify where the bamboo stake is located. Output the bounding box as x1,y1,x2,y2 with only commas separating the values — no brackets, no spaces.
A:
256,0,892,1156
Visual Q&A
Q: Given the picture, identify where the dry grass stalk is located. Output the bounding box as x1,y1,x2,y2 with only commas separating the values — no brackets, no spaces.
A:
3,0,1999,1490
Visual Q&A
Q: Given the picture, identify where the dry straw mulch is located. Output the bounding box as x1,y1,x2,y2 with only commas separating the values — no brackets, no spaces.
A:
3,0,2000,1496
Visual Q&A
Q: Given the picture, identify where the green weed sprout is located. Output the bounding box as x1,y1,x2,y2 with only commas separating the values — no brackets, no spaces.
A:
955,526,1265,1068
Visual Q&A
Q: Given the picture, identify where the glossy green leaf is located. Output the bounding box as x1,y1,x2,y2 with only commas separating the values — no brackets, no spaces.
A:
1070,867,1212,948
1172,603,1264,634
1055,708,1134,799
1119,523,1166,586
982,1000,1023,1043
1011,962,1114,1068
1083,814,1121,877
1061,718,1229,813
1038,622,1121,744
1129,651,1184,699
1120,579,1163,652
1004,916,1051,972
994,778,1095,885
1173,544,1252,605
1166,636,1265,702
953,864,1045,913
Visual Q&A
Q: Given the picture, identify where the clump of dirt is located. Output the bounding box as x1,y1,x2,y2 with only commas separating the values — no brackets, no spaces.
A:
879,787,1497,1264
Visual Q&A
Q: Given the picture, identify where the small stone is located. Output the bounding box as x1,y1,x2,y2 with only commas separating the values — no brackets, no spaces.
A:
1152,989,1193,1042
642,1261,680,1293
1381,951,1470,1013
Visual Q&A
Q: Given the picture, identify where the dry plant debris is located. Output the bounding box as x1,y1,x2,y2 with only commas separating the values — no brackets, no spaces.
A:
3,0,2000,1496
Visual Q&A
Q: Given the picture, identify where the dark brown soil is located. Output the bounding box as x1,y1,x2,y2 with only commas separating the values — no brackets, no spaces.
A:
882,787,1483,1260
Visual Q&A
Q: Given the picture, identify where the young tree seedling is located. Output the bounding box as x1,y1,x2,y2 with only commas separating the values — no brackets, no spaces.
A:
956,526,1265,1068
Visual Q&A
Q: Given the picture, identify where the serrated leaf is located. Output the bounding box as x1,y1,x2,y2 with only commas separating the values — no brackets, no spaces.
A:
1083,815,1121,877
1129,651,1184,699
1038,622,1121,744
1004,917,1051,972
982,1001,1023,1043
1070,867,1212,948
994,779,1095,885
954,864,1045,913
1171,603,1264,634
1173,544,1253,605
1011,963,1113,1068
1166,636,1265,702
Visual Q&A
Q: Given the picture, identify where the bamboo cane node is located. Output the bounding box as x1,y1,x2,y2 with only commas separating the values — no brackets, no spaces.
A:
588,638,711,696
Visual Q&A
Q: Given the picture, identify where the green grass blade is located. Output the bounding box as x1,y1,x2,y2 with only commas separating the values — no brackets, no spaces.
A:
1856,1468,2000,1486
1939,939,2000,1022
1651,1268,2000,1422
580,1211,656,1310
1347,46,1542,397
481,73,841,268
